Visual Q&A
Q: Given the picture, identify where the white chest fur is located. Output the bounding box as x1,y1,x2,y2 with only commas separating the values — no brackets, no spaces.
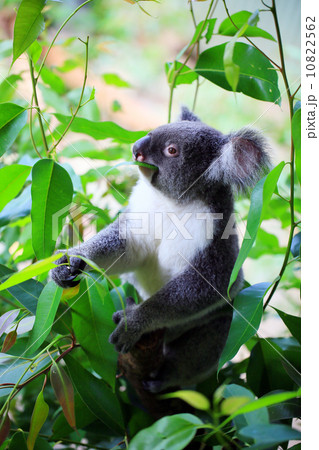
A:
121,178,214,299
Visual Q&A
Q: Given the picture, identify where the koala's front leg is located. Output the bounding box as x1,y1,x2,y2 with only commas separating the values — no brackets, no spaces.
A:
109,297,145,353
51,219,129,288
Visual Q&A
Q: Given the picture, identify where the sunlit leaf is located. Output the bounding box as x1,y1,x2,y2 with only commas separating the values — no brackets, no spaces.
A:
50,360,76,429
27,281,63,355
12,0,46,64
228,162,285,293
27,389,49,450
0,103,27,157
0,264,43,315
160,390,210,411
0,253,62,292
31,159,73,260
0,165,31,213
221,396,251,414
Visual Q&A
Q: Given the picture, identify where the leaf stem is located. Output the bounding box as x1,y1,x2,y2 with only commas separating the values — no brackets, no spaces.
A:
168,0,217,122
222,0,281,70
35,0,94,85
49,37,90,153
263,0,296,310
28,57,49,156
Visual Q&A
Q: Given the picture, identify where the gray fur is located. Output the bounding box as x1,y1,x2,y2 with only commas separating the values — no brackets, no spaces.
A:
50,107,270,392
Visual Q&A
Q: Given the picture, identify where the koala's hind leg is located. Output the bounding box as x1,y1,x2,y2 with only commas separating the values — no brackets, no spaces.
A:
143,311,232,393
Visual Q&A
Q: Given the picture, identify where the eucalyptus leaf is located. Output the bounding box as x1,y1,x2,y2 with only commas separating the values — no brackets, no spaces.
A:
196,43,281,103
228,162,285,294
71,278,117,390
31,159,73,260
54,114,148,143
64,353,124,434
218,283,271,371
129,413,203,450
27,281,63,355
12,0,46,64
0,165,31,212
0,103,27,157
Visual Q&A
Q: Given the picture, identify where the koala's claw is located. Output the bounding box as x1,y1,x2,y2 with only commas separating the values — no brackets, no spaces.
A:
50,254,86,288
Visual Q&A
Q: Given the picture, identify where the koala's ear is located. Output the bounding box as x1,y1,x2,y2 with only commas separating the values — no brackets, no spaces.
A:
207,128,271,192
179,106,201,122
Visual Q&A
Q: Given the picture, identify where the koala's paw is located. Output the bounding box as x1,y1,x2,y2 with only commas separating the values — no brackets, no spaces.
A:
109,297,143,353
50,253,86,288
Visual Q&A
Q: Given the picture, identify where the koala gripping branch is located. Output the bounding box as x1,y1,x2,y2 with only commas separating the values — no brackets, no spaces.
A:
118,330,192,419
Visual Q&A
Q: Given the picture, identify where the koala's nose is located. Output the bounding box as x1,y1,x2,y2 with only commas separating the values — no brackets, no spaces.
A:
132,135,151,162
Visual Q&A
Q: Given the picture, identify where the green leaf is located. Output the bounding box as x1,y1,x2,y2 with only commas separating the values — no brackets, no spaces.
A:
273,308,301,344
218,283,270,370
8,431,28,450
247,339,300,396
195,43,281,103
102,73,131,88
160,390,210,411
165,61,198,86
27,390,49,450
228,161,285,293
27,40,43,64
0,264,43,315
39,66,66,94
223,384,268,430
52,391,96,439
64,353,124,434
31,159,73,260
0,103,27,157
238,423,300,449
0,75,22,102
54,114,148,143
12,0,46,64
71,278,117,390
223,10,259,92
0,185,31,227
0,253,63,292
218,10,276,41
0,165,31,212
27,281,62,355
292,106,301,184
50,360,76,429
129,413,203,450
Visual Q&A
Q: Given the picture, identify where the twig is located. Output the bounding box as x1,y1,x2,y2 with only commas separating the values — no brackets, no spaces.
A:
263,0,296,310
49,37,90,153
28,57,49,156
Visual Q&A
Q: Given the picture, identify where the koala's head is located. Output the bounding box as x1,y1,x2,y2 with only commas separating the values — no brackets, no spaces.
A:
132,107,271,201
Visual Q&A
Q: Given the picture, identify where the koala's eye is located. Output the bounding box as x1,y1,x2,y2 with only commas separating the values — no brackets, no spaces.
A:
163,145,179,158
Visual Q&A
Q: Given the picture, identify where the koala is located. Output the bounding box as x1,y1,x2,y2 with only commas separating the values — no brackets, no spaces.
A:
51,107,270,393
